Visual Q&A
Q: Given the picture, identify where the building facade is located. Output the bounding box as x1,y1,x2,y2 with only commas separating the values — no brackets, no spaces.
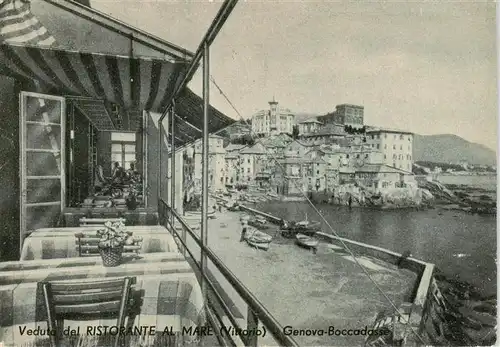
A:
297,119,323,134
365,127,414,172
318,104,364,128
251,98,295,135
193,134,226,191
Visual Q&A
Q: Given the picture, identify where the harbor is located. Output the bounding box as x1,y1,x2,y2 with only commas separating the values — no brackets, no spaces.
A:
181,206,419,346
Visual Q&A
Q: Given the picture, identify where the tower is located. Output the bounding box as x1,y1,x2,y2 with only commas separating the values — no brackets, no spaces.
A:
269,96,278,132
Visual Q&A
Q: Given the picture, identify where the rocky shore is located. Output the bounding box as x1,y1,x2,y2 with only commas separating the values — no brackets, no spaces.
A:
416,180,496,215
432,270,497,346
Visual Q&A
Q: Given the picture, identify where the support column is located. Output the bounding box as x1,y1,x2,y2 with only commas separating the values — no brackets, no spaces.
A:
158,115,162,211
170,106,183,254
200,41,210,300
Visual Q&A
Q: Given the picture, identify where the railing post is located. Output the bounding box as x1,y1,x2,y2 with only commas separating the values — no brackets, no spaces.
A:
246,307,259,347
170,106,183,255
201,40,210,303
158,113,162,208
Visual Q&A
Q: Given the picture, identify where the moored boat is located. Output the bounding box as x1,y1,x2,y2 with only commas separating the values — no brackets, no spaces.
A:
295,233,319,251
248,219,270,230
246,239,270,250
244,227,272,250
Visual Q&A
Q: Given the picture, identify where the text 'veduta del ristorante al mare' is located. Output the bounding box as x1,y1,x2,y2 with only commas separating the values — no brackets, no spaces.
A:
18,325,267,338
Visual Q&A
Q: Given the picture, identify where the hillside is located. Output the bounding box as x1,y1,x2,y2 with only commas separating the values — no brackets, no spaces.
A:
413,134,497,166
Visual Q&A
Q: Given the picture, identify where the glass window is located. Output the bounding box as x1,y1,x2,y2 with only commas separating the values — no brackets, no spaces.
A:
111,132,135,142
111,132,137,169
124,144,135,152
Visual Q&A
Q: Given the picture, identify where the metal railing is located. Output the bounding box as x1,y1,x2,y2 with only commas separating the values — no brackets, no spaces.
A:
158,199,299,347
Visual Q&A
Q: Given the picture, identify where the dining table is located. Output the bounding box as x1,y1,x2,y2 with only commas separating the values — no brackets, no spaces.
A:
0,252,206,347
20,226,180,261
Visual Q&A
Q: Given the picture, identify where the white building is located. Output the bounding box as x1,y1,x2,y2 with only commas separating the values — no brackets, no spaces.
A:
365,127,414,172
251,98,295,135
297,119,323,134
193,134,226,191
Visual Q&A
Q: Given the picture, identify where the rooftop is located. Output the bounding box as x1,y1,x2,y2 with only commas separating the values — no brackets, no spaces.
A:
299,119,323,124
365,125,413,135
224,144,248,152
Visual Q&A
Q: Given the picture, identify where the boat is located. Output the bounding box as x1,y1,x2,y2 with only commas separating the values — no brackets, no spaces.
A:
246,239,270,250
267,192,279,199
281,212,321,235
244,227,272,250
248,217,270,229
295,233,319,250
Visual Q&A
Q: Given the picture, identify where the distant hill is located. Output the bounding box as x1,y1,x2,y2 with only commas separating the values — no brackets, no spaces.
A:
413,134,497,166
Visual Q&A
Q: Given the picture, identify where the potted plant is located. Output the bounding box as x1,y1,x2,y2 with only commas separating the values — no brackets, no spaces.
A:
125,185,139,210
96,221,142,266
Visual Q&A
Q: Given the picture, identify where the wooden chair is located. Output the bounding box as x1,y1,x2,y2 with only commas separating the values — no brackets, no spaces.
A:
75,232,142,257
40,277,137,347
79,217,126,226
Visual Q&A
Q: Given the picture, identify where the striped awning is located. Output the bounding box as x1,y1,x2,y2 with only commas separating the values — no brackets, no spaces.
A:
0,42,189,113
166,88,236,148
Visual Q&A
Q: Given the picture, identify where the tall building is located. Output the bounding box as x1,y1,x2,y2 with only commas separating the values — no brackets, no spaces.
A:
318,104,364,128
251,98,295,135
365,127,414,172
193,134,226,191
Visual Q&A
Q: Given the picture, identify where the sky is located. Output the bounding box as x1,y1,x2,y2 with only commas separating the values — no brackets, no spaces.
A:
92,0,497,150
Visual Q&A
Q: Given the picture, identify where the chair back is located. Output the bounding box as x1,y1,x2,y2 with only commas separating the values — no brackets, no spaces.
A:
95,165,106,183
79,217,126,226
75,232,141,257
40,277,136,347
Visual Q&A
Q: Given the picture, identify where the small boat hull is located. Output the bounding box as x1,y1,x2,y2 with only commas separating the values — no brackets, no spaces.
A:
281,229,317,238
295,233,319,250
244,227,272,250
246,239,270,250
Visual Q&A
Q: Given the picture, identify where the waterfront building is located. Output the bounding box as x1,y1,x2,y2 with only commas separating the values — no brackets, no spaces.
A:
354,164,415,190
224,152,239,186
251,98,295,135
318,104,364,128
274,156,327,195
238,143,268,184
365,127,414,172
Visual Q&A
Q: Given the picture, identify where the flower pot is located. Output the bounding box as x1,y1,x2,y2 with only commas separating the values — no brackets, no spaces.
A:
99,246,124,267
126,196,138,210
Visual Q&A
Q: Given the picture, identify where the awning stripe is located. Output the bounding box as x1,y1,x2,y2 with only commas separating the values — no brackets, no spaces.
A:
55,49,88,94
158,63,182,112
42,49,78,92
0,43,189,113
64,51,97,96
25,46,68,90
0,0,55,46
91,53,115,102
79,52,105,98
1,44,55,87
105,55,125,110
153,62,175,111
130,57,141,110
0,48,30,79
145,60,162,111
138,59,152,109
